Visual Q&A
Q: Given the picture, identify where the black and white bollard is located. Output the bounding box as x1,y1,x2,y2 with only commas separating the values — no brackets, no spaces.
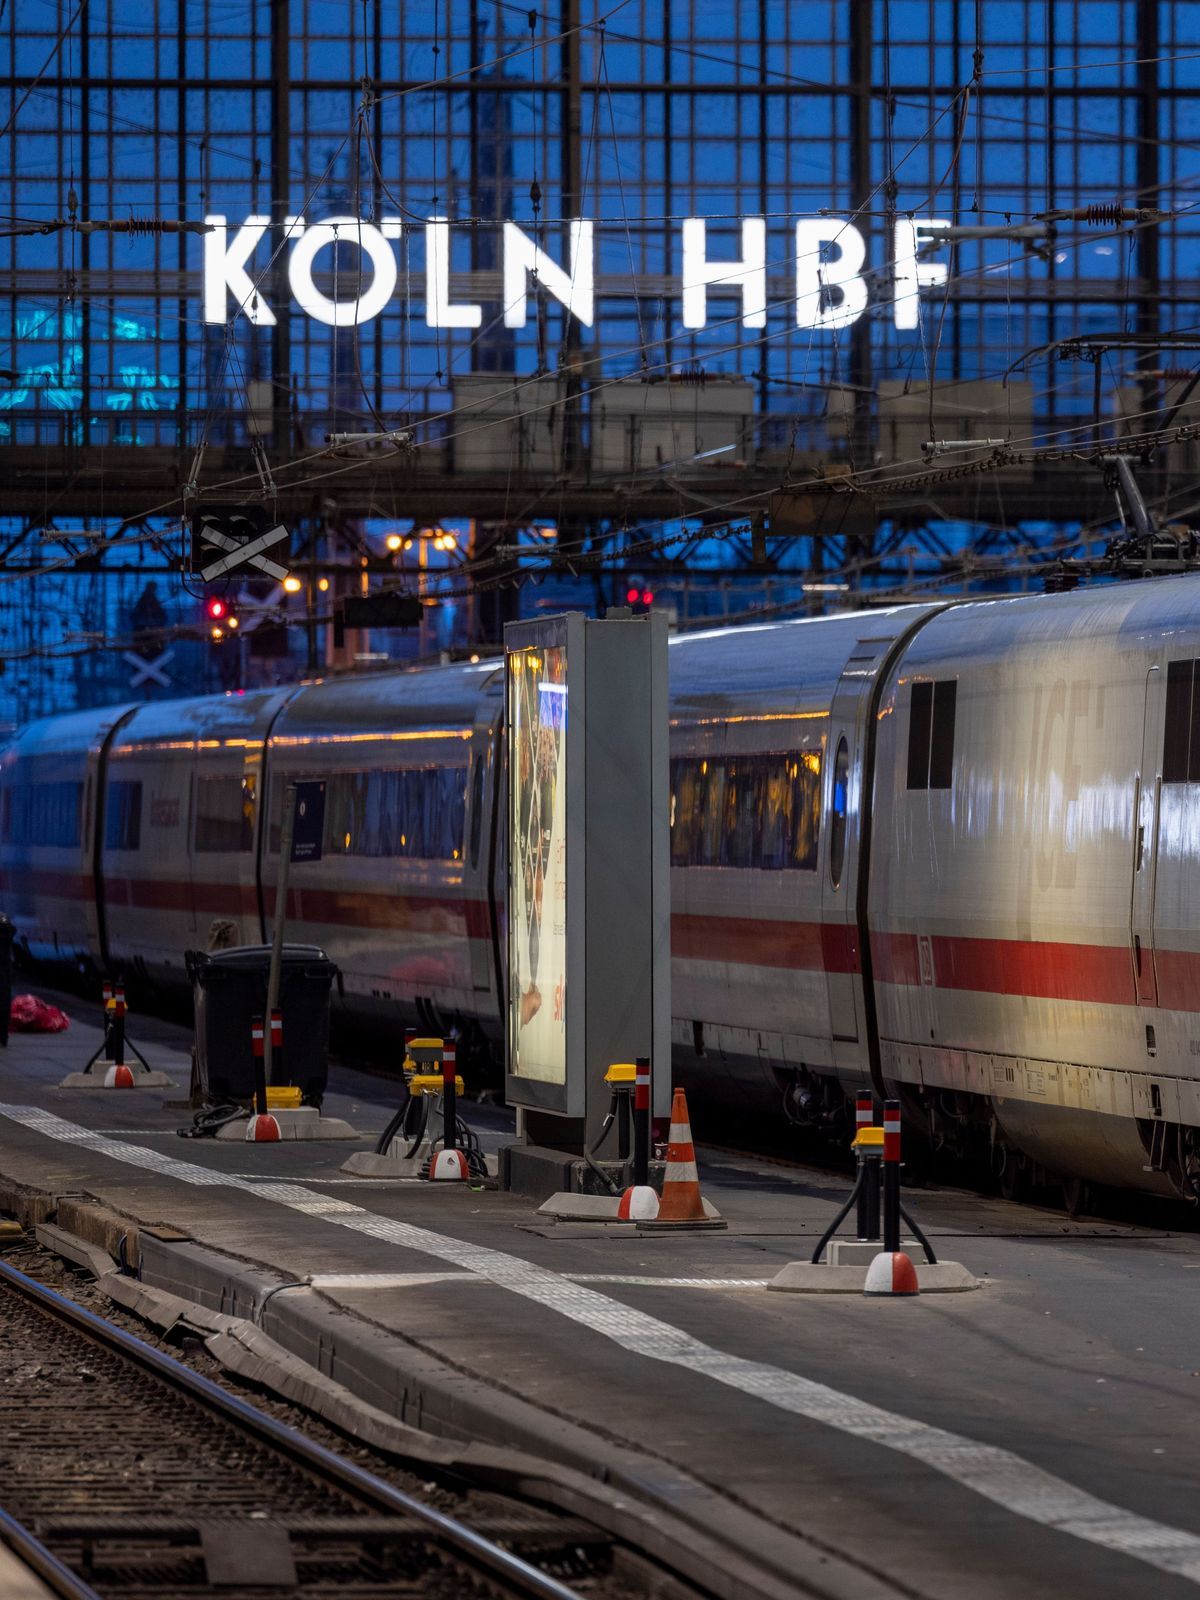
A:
64,975,171,1089
100,980,113,1058
429,1040,469,1180
102,984,134,1088
246,1012,281,1142
617,1054,659,1220
865,1099,919,1295
270,1009,283,1084
854,1093,882,1242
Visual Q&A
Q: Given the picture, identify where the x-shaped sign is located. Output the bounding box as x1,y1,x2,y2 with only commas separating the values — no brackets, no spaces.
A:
198,521,289,582
123,647,174,689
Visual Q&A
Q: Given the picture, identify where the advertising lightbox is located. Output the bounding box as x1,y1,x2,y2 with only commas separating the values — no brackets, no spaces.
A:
507,639,569,1088
504,611,669,1131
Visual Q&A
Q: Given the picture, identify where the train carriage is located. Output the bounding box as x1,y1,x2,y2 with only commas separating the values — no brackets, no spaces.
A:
0,703,136,967
869,581,1200,1195
9,575,1200,1200
100,688,297,982
666,605,940,1111
260,661,503,1031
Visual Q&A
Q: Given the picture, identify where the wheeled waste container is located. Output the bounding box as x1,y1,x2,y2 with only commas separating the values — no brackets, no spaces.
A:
186,944,338,1106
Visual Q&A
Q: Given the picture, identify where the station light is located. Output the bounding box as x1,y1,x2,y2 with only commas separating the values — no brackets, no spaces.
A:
385,533,403,552
210,626,224,641
317,576,330,592
227,615,239,629
282,575,302,594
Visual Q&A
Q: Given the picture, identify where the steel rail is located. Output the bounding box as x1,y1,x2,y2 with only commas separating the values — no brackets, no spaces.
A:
0,1257,585,1600
0,1505,104,1600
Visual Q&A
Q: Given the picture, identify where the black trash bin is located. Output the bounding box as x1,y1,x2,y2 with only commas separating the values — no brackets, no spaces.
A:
186,944,338,1106
0,916,13,1048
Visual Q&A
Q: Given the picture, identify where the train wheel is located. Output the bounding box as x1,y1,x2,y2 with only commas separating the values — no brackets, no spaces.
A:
997,1146,1028,1203
1061,1176,1090,1218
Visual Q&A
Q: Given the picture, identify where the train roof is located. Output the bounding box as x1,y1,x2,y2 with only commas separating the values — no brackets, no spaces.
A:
899,572,1200,667
108,685,300,752
667,602,944,726
2,700,138,763
270,659,500,745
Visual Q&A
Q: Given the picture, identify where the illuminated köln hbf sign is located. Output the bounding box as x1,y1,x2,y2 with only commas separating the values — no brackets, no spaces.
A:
203,215,950,333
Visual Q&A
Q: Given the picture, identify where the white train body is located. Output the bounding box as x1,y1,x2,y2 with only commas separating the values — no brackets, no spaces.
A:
5,577,1200,1197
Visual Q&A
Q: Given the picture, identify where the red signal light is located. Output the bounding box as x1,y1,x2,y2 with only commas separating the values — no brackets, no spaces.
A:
626,586,638,603
206,597,226,620
641,590,654,605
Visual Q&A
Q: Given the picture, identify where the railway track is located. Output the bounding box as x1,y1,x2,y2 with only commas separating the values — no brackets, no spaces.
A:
0,1257,616,1600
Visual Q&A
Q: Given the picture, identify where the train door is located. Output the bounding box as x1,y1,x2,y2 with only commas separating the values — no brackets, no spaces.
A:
464,709,501,995
820,660,876,1047
1131,665,1163,1007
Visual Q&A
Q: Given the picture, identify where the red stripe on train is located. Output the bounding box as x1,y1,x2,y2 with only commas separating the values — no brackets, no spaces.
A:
672,914,860,974
870,931,1136,1007
10,863,1200,1013
0,868,93,901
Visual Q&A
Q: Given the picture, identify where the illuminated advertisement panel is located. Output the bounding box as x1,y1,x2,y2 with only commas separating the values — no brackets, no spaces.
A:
507,642,569,1087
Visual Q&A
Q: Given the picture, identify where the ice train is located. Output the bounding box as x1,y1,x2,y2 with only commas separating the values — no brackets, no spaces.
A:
6,576,1200,1199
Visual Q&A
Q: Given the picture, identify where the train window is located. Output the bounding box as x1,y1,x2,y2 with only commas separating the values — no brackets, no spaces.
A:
829,737,849,887
907,678,956,790
928,680,957,789
323,767,468,860
1163,659,1198,783
723,760,757,867
907,682,934,789
105,781,142,851
195,775,256,853
4,780,82,848
698,761,727,866
791,752,821,869
468,758,486,868
669,760,701,866
668,751,820,871
758,762,791,870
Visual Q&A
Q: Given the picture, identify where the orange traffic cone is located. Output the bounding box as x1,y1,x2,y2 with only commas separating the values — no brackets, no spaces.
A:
641,1088,725,1229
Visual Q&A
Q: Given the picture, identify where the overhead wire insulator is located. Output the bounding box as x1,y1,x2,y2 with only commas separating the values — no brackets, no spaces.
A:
1041,204,1170,227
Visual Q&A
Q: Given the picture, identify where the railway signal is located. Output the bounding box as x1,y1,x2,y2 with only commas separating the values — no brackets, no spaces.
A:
206,594,240,640
190,504,291,583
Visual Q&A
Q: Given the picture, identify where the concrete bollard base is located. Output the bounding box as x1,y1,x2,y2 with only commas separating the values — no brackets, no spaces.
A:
59,1066,175,1089
340,1148,428,1178
216,1106,359,1142
767,1258,980,1294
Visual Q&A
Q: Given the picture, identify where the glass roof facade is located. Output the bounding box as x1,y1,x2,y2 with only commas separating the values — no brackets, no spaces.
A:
4,2,1197,454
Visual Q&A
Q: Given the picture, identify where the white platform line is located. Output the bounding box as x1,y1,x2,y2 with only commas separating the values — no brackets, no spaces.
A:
307,1271,771,1290
310,1271,467,1290
569,1275,773,1288
5,1102,1200,1585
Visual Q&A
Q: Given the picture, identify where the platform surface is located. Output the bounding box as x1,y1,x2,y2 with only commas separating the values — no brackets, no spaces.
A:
2,990,1200,1599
